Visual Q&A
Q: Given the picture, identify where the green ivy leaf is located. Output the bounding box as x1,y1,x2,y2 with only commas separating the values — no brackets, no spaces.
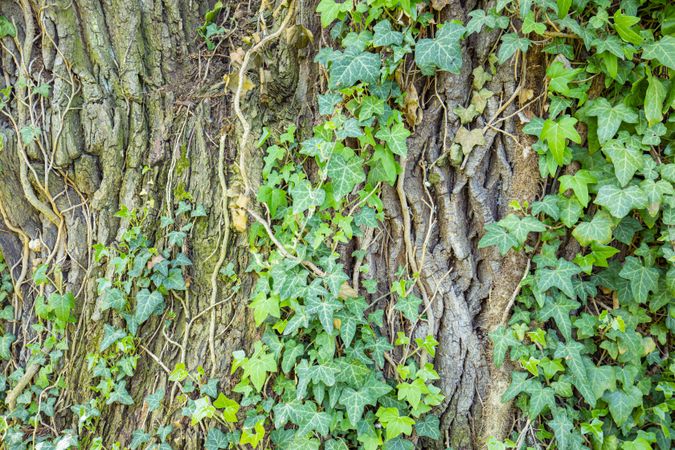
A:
414,414,441,439
242,343,277,392
339,387,373,425
19,125,41,145
0,16,17,38
108,381,134,405
522,12,546,35
305,295,342,334
169,362,189,382
394,294,421,322
602,139,643,187
603,385,643,426
554,341,596,406
532,195,560,220
144,389,165,412
645,74,666,126
373,20,403,47
595,184,646,218
546,61,583,96
558,196,583,227
641,179,673,216
134,289,164,326
502,371,533,402
249,291,280,326
397,378,429,409
478,223,519,255
537,295,581,341
316,0,352,28
642,35,675,70
490,325,519,367
537,259,580,299
556,0,572,18
130,430,151,450
325,439,349,450
549,408,574,450
334,358,370,386
295,402,332,436
101,287,126,312
327,154,366,198
329,48,380,89
164,267,186,290
290,180,326,214
205,428,230,450
48,292,75,326
376,407,415,441
191,397,216,425
572,210,614,246
239,420,265,448
497,33,531,64
618,257,659,303
541,115,581,165
499,214,546,244
613,10,643,45
214,393,240,422
358,96,385,121
414,22,465,75
375,122,410,157
100,325,127,352
525,383,556,418
318,93,342,116
558,170,596,207
0,333,15,360
586,99,639,144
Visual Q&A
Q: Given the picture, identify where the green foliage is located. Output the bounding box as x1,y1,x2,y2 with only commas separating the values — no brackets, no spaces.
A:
0,202,203,449
478,1,675,448
201,2,454,447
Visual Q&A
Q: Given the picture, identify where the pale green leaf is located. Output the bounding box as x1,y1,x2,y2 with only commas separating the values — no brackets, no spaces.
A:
595,184,647,218
478,223,519,255
587,99,638,144
375,122,410,157
541,115,581,165
373,20,403,47
497,33,531,64
572,210,614,246
329,48,380,89
290,179,326,214
642,35,675,70
414,22,465,75
619,256,659,303
602,139,643,187
327,154,366,197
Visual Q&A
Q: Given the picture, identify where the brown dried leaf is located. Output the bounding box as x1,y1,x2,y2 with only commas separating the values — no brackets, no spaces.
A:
404,83,422,128
338,281,358,299
454,127,486,156
286,25,314,49
230,47,246,67
518,88,534,107
231,208,247,232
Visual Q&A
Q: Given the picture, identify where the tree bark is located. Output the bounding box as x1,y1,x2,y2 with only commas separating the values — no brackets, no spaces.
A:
0,0,545,448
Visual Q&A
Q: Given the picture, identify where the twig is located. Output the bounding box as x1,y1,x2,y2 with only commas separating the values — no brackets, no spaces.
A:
233,0,296,195
500,259,531,325
5,363,40,409
208,134,232,377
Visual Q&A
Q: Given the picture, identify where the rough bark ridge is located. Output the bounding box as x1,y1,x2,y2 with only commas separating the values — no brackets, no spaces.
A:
0,0,545,447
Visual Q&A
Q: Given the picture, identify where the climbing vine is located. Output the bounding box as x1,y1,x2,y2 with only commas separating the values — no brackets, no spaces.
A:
3,0,671,449
475,0,674,449
196,1,465,448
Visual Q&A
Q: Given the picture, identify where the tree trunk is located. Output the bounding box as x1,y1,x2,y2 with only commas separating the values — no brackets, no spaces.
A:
0,0,545,448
